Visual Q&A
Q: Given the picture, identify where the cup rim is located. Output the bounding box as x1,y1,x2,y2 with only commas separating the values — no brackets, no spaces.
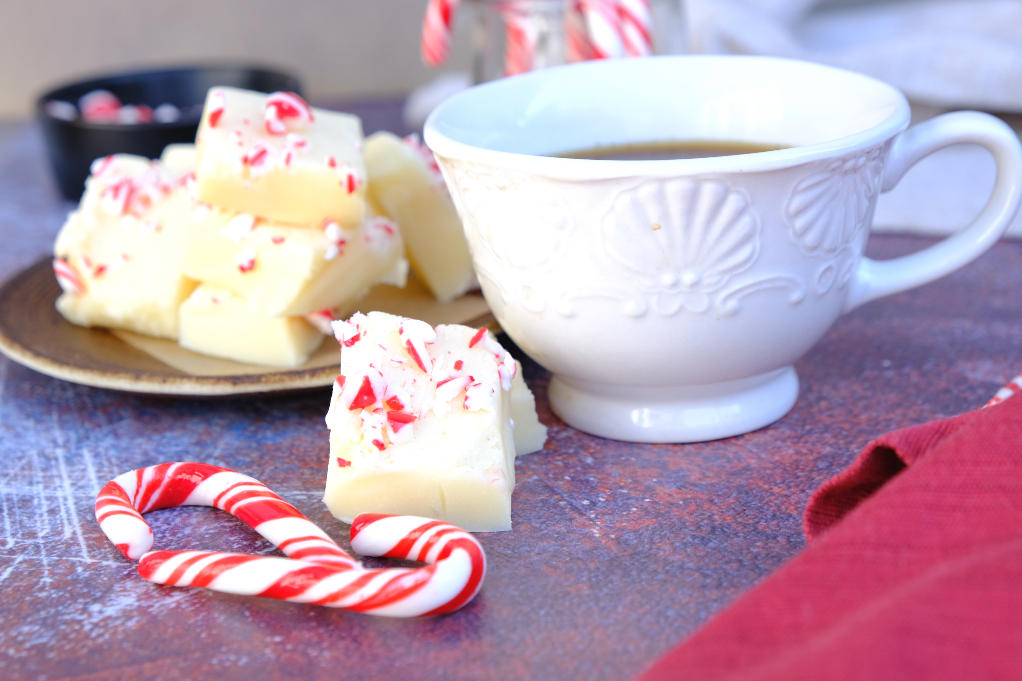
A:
424,55,911,178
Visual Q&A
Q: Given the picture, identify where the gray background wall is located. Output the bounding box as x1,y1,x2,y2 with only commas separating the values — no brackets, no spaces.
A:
0,0,475,119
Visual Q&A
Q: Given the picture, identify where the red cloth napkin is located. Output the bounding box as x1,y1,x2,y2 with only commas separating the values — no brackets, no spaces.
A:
636,394,1022,681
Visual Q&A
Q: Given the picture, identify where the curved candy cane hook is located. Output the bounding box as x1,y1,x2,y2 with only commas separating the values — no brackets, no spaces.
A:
95,463,486,617
95,462,356,568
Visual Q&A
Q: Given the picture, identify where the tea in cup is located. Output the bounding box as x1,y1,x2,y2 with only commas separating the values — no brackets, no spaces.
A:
424,55,1022,442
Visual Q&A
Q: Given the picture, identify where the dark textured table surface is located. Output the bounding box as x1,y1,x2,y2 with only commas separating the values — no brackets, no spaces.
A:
1,109,1020,681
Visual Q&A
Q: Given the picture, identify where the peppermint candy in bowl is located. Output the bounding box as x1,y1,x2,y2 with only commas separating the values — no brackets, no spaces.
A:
36,64,301,201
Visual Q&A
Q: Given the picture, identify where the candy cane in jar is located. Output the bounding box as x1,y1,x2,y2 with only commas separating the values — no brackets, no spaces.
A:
422,0,462,66
616,0,652,57
503,4,539,76
578,0,626,59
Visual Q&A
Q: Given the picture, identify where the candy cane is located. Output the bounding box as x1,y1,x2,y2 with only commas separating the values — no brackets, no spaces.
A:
579,0,626,59
616,0,652,57
95,462,356,568
421,0,460,67
348,514,485,616
503,4,538,76
566,0,598,62
138,515,485,617
95,463,486,617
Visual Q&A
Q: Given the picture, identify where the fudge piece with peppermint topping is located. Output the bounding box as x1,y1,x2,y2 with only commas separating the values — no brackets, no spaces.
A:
194,87,366,227
509,362,548,457
53,154,197,339
159,143,197,177
323,311,530,532
182,207,407,317
178,285,324,368
364,132,476,303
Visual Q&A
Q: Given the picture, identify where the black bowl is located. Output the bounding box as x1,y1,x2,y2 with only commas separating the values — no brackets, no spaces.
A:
37,64,302,201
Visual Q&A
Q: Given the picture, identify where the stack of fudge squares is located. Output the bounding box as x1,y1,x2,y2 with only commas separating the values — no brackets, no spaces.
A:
52,87,550,528
53,88,422,367
180,88,408,365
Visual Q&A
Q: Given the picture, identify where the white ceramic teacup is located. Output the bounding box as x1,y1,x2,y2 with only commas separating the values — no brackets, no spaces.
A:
424,55,1022,443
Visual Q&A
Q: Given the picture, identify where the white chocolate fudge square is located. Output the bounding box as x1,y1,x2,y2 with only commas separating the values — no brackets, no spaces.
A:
510,362,547,455
159,143,197,176
323,312,520,532
364,132,476,303
183,207,407,318
53,154,197,339
195,87,366,227
178,285,323,367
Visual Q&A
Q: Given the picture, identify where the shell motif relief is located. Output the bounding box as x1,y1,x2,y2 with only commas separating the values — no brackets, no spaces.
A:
786,144,886,256
600,178,759,315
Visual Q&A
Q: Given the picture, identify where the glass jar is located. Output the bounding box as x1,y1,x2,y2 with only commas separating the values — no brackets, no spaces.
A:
465,0,685,84
467,0,567,83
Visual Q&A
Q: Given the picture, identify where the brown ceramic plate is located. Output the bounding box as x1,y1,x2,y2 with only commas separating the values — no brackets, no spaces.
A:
0,259,495,396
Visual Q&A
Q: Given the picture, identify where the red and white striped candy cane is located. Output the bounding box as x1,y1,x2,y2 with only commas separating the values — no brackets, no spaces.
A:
95,462,356,569
422,0,461,67
138,514,485,617
579,0,626,59
95,463,486,617
566,0,597,62
349,514,486,615
503,4,539,76
616,0,652,57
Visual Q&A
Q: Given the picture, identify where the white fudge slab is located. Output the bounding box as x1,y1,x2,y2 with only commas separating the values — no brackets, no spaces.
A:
178,285,323,368
183,207,407,318
159,143,197,176
195,87,366,227
54,154,197,339
323,311,520,532
510,361,547,455
364,132,476,303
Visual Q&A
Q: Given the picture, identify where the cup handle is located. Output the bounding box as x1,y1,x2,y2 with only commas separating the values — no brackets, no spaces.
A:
845,111,1022,312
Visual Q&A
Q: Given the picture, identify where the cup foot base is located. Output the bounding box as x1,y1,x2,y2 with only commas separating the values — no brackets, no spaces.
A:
548,367,799,443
